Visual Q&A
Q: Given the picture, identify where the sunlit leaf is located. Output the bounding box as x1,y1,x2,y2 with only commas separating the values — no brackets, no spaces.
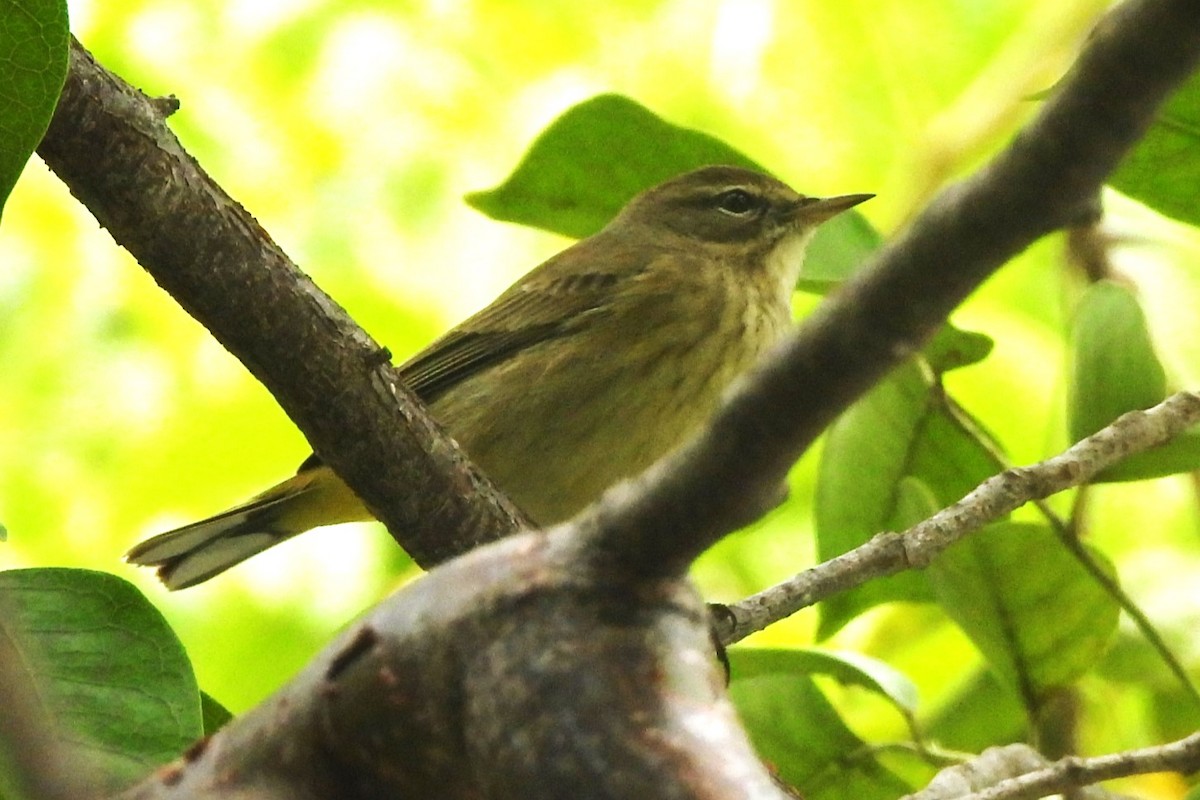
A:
1067,280,1200,480
0,568,201,793
732,647,919,719
1069,280,1166,441
466,93,877,287
0,0,69,218
924,326,995,374
466,94,762,238
729,662,925,800
1110,71,1200,226
928,523,1120,700
816,361,1002,637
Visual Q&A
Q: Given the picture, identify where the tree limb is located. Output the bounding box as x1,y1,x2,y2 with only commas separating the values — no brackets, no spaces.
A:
904,736,1200,800
717,391,1200,644
36,39,530,568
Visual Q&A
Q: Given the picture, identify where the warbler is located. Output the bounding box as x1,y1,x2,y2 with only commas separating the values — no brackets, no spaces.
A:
127,165,870,589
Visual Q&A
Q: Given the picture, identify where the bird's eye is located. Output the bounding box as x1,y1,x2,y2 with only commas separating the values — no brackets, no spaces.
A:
714,188,758,216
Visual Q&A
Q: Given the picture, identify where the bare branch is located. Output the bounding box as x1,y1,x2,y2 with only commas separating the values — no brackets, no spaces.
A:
718,392,1200,644
35,39,529,568
904,735,1200,800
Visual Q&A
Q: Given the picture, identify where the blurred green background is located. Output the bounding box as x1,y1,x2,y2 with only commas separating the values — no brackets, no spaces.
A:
3,2,1198,794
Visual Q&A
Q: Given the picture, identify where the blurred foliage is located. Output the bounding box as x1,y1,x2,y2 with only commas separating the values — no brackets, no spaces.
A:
1112,71,1200,229
2,0,1200,797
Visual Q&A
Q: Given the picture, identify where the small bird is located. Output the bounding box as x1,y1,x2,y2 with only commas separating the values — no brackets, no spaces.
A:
127,165,871,589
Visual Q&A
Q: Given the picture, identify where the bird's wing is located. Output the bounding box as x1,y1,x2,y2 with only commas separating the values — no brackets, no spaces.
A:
297,237,652,475
399,266,621,402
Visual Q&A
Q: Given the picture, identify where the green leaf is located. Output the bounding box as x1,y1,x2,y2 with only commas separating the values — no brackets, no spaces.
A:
796,208,883,291
928,523,1120,701
729,661,925,800
466,93,877,288
891,477,942,533
1098,430,1200,481
816,362,1002,637
923,668,1026,753
201,692,233,735
923,325,995,374
1110,71,1200,226
1068,280,1166,441
466,94,763,239
0,0,69,219
0,569,202,793
1066,280,1200,480
904,400,1005,506
815,364,937,637
731,647,919,719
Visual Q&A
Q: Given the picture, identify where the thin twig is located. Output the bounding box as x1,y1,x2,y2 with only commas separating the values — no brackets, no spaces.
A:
946,394,1200,708
718,392,1200,644
962,732,1200,800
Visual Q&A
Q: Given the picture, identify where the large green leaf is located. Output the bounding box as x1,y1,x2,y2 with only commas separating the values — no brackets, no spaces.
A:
0,0,69,218
1110,71,1200,227
922,668,1026,753
732,647,919,723
815,364,936,636
928,523,1120,701
815,357,1001,637
466,94,762,238
0,569,202,794
1068,280,1166,440
1068,280,1200,480
729,653,929,800
466,93,877,286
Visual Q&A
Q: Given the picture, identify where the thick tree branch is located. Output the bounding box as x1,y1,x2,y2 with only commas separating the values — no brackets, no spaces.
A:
36,39,529,568
116,529,793,800
583,0,1200,577
716,391,1200,644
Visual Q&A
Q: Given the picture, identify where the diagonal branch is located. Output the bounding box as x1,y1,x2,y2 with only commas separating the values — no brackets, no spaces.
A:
36,39,530,568
716,391,1200,645
585,0,1200,577
964,732,1200,800
903,735,1200,800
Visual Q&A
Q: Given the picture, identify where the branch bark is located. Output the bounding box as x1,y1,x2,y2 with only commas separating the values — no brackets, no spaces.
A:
36,39,529,568
716,391,1200,644
904,736,1200,800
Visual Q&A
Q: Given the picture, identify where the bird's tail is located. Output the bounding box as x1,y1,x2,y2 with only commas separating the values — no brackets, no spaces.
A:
125,467,365,590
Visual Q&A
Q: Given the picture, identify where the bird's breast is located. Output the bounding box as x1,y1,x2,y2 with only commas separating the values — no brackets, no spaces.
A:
431,268,793,525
